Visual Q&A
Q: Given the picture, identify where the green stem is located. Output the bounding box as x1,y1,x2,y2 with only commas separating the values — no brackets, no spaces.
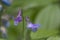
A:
57,24,60,36
18,9,24,40
58,0,60,7
0,9,3,38
58,0,60,36
25,29,31,40
22,10,24,40
0,11,1,38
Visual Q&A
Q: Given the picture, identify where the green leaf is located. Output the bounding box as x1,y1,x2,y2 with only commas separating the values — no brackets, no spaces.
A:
31,4,60,39
0,39,5,40
47,36,60,40
11,0,58,9
22,0,58,9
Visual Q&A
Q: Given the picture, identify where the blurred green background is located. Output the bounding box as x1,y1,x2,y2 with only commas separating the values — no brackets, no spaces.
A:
0,0,60,40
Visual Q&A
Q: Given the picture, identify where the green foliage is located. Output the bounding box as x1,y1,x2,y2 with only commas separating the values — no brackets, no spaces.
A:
31,4,60,39
1,0,60,40
47,36,60,40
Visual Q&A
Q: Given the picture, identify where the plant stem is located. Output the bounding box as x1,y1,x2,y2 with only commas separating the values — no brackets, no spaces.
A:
0,8,3,38
25,29,31,40
58,0,60,6
18,9,24,40
22,9,24,40
57,0,60,36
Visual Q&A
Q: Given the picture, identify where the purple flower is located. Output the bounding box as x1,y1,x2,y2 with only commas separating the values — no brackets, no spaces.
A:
14,9,22,26
26,17,40,32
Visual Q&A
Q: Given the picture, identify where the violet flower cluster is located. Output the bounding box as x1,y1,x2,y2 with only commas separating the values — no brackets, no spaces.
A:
26,17,40,32
14,9,22,26
14,9,40,32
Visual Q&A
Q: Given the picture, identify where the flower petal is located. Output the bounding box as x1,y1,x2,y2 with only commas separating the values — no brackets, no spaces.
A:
32,28,37,32
14,20,18,26
15,9,22,22
27,22,33,29
17,16,22,22
33,24,40,28
17,9,22,17
25,16,30,22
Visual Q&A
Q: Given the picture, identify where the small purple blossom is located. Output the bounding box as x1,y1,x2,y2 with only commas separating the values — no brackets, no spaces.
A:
26,16,40,32
14,9,22,26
